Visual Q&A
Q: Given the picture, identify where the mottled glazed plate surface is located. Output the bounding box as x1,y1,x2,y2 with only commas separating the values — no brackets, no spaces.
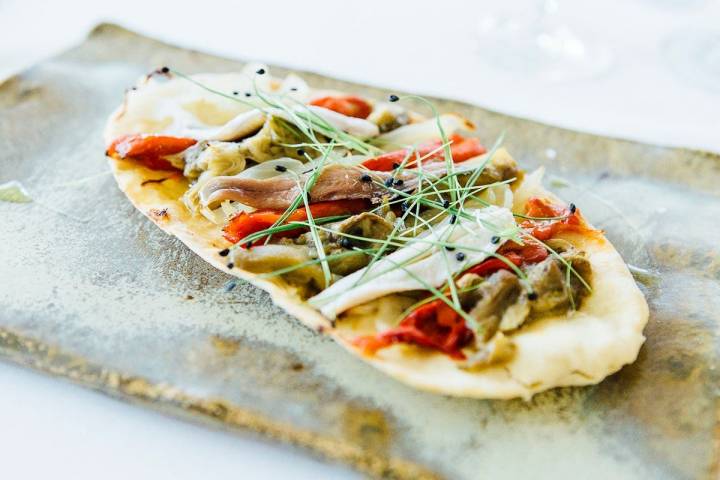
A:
1,24,718,480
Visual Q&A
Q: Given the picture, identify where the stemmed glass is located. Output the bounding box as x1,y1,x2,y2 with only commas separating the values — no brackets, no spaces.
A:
661,28,720,92
641,0,720,93
476,0,614,82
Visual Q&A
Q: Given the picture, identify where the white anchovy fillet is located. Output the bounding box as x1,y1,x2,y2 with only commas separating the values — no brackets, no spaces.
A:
273,106,379,139
198,162,452,210
184,109,266,141
309,205,516,318
183,104,379,142
375,114,474,149
197,148,512,210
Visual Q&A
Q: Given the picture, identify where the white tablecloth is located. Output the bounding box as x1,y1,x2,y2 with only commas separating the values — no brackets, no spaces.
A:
1,0,718,478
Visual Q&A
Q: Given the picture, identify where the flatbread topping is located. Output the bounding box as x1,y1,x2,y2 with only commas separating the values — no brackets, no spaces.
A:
105,64,648,399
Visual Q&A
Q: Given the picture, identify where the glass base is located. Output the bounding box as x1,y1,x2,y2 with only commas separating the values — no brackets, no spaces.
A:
477,15,614,82
662,29,720,92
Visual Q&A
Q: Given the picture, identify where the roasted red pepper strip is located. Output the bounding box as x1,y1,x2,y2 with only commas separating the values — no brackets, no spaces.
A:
107,134,196,171
362,134,486,171
353,299,474,359
309,95,373,119
223,199,369,245
520,197,592,240
463,252,522,277
450,136,487,162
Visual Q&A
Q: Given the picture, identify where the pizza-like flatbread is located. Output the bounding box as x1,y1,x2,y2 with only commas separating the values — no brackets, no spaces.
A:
105,66,648,399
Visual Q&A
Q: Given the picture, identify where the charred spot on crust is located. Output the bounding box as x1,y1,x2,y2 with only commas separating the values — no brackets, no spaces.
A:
141,177,172,186
148,208,169,220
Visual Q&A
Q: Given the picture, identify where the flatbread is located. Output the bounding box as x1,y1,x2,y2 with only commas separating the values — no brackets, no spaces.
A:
105,71,648,400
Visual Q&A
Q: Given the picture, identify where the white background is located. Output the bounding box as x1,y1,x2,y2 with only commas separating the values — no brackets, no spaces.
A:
1,1,718,478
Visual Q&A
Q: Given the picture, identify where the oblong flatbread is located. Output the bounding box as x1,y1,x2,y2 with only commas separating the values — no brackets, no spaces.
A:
105,70,648,400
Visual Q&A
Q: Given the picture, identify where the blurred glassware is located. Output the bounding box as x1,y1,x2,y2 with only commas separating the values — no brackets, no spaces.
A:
661,28,720,92
639,0,709,10
476,0,614,82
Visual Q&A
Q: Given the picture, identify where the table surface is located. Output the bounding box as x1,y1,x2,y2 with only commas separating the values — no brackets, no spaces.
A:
1,0,718,478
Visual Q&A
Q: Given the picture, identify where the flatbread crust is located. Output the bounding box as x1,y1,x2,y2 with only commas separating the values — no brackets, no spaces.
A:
106,73,648,400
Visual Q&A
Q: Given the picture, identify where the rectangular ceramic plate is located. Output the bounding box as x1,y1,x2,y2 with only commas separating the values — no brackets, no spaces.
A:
1,24,718,480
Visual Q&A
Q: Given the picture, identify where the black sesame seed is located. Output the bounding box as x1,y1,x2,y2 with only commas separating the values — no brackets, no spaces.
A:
442,200,450,209
360,174,372,182
455,252,466,261
232,91,239,95
244,92,251,97
384,178,394,187
450,214,457,224
394,178,404,186
445,245,456,251
290,87,298,91
528,292,538,301
569,203,577,214
275,165,287,172
256,68,265,75
226,262,234,269
297,149,305,156
160,66,169,73
389,94,399,102
392,162,400,170
131,86,137,91
491,235,501,244
218,248,230,257
340,238,352,249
